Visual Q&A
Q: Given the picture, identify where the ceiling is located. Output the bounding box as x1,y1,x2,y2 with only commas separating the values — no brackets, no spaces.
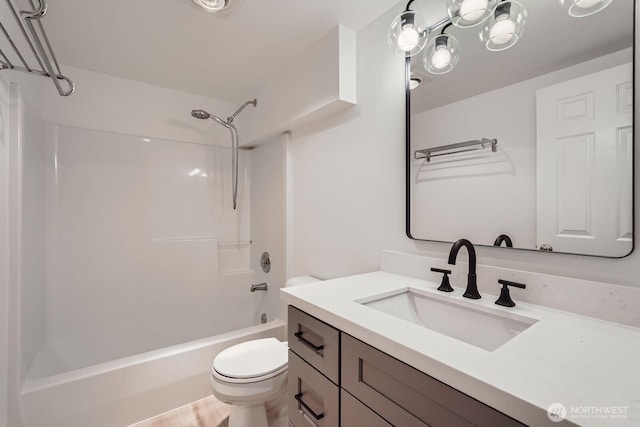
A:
36,0,399,102
410,0,633,113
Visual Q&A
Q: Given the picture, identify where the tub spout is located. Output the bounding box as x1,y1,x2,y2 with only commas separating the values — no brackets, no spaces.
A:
250,283,268,292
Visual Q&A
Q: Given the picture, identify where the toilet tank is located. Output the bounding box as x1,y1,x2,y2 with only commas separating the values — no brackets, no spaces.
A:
285,276,320,288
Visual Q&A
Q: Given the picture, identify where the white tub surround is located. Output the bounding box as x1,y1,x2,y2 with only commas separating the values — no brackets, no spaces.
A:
20,320,284,427
281,260,640,426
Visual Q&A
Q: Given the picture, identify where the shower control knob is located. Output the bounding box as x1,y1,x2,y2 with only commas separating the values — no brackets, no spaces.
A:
260,251,271,273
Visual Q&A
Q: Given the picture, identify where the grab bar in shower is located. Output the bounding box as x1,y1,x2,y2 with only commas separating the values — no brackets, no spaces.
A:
414,138,498,162
0,0,75,96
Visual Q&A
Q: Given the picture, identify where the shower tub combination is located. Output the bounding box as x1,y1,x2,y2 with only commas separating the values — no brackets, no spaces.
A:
20,320,285,427
9,89,285,427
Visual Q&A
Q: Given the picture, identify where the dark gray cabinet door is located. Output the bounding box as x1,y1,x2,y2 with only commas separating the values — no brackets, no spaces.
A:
288,350,339,427
342,390,392,427
341,334,525,427
288,306,340,384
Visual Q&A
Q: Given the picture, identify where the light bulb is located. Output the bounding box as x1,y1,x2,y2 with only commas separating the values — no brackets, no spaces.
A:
574,0,602,8
489,16,516,45
192,0,227,12
409,77,423,90
459,0,489,22
397,26,420,52
431,48,453,69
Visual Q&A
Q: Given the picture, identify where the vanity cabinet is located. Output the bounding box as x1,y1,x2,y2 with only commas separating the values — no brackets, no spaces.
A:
342,334,525,427
287,306,340,426
288,305,340,384
288,305,526,426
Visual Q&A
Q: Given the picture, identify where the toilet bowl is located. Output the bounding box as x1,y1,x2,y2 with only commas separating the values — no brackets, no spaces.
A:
210,276,320,427
210,338,288,427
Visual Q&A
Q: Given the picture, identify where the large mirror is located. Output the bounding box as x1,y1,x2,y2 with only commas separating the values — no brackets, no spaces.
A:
406,0,634,257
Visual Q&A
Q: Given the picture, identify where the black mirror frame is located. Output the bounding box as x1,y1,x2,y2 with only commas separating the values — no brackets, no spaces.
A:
404,3,637,259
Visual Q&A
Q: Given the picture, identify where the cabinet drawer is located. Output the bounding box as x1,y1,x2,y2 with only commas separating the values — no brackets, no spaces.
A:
288,306,340,384
341,334,525,427
342,390,392,427
288,350,339,427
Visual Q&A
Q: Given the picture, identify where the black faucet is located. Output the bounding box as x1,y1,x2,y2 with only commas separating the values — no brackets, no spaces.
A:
448,239,481,299
493,234,513,247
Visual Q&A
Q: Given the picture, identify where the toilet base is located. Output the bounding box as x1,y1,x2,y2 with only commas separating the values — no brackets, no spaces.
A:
228,404,268,427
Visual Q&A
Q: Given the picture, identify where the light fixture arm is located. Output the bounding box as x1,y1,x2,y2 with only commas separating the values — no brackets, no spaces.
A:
405,0,415,12
440,22,453,35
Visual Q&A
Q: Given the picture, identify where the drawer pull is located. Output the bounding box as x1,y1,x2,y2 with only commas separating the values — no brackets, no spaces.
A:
295,392,325,420
294,331,324,351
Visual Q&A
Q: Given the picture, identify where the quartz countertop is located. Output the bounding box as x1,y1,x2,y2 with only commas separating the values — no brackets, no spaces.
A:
281,271,640,426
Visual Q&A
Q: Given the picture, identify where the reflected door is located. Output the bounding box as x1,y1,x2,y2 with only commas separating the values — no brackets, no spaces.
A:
536,63,633,256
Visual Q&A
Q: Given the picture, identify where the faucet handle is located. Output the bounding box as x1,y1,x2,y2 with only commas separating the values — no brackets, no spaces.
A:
495,279,526,307
430,268,454,293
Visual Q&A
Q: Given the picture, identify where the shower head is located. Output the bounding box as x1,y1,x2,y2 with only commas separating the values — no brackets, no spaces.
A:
190,100,256,211
191,109,229,127
191,109,211,120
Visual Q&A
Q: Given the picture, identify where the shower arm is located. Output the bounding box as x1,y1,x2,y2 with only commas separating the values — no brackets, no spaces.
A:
227,99,257,124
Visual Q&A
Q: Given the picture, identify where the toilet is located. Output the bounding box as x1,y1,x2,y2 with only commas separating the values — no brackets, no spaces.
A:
209,276,320,427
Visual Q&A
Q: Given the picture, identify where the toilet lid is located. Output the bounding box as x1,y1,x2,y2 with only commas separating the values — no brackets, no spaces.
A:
213,338,287,380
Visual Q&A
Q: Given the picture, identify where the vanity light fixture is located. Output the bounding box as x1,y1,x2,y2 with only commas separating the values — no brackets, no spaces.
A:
559,0,612,18
394,0,609,75
423,23,461,74
388,0,429,57
191,0,229,13
447,0,499,28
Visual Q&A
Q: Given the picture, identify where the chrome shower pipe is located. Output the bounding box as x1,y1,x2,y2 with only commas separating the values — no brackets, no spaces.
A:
190,98,256,210
229,123,239,210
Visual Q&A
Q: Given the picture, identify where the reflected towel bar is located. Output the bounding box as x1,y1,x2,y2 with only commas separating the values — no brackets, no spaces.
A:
415,138,498,162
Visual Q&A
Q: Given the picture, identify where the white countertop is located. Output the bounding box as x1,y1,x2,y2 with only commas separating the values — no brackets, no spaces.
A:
281,271,640,426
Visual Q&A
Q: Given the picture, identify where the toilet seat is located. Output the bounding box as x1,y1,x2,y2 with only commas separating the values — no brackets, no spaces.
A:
213,338,288,384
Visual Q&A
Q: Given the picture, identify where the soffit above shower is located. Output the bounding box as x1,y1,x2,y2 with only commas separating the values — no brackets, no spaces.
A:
40,0,398,103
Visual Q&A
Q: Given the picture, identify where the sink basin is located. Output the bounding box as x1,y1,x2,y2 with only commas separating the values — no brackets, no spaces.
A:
358,288,538,351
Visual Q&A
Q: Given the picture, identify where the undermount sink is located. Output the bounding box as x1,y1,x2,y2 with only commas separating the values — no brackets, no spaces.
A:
358,288,538,351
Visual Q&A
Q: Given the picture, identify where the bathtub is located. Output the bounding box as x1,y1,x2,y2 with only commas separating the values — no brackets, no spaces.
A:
19,319,285,427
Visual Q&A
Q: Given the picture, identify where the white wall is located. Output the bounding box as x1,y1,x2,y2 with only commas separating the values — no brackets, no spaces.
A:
289,3,640,289
243,26,356,145
249,137,286,320
38,65,239,147
0,72,10,427
289,4,408,279
410,49,631,250
18,96,47,382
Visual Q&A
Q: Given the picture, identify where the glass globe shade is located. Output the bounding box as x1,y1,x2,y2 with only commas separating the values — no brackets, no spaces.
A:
388,10,429,57
558,0,613,17
479,0,527,51
447,0,499,28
